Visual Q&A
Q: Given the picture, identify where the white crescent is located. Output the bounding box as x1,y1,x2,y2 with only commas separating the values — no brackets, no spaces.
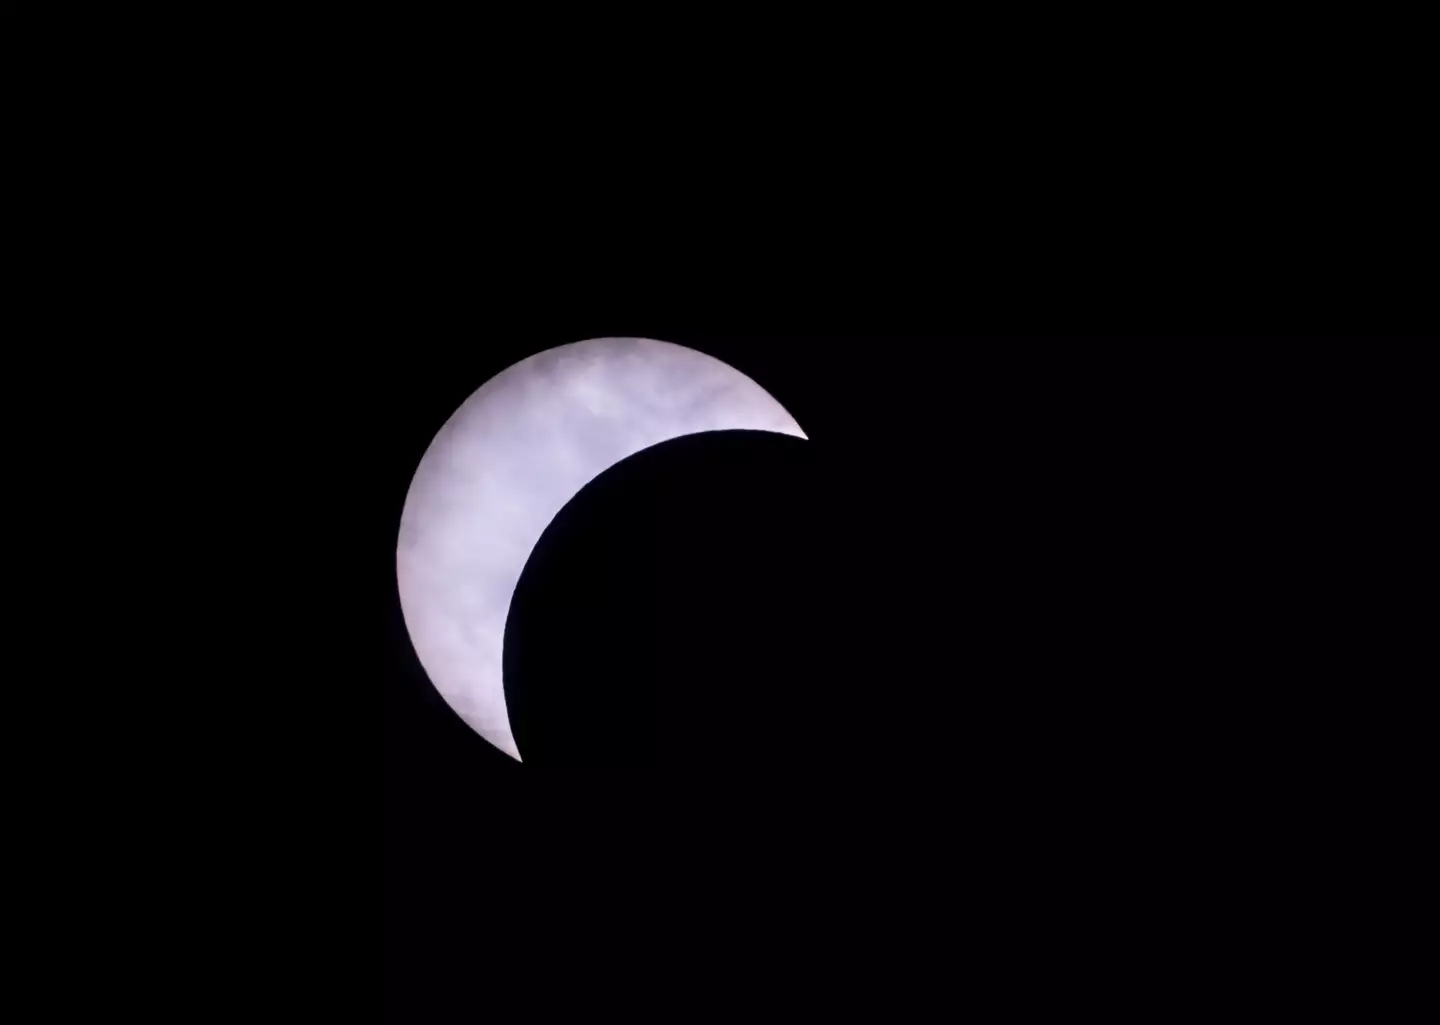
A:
396,337,807,760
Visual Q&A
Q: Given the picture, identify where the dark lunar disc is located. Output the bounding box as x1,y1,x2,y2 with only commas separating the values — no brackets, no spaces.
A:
503,431,825,784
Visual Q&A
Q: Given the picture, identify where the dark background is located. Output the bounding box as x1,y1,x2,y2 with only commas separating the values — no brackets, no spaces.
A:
10,21,1428,1013
382,338,1381,1015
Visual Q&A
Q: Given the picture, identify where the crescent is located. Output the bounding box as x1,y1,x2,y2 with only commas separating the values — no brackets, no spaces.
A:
396,337,807,759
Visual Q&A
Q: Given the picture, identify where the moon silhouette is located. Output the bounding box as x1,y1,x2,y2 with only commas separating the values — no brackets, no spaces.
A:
396,338,807,760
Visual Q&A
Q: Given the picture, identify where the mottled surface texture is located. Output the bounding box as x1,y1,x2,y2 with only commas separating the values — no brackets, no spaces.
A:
396,338,806,759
